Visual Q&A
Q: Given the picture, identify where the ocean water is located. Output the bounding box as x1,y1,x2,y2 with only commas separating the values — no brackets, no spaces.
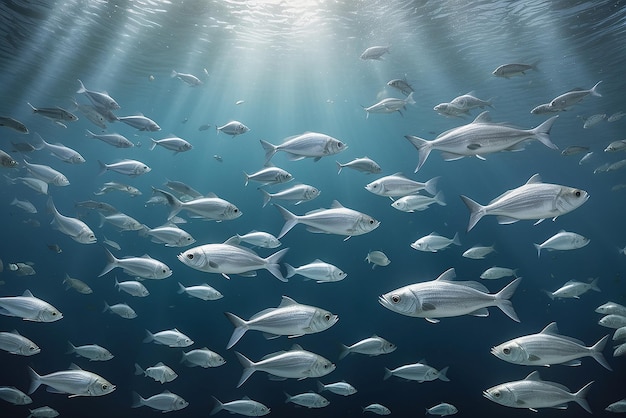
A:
0,0,625,416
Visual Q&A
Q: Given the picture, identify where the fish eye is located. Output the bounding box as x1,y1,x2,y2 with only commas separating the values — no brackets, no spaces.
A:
324,313,331,321
391,295,401,303
234,208,239,213
369,219,375,224
30,345,36,350
493,391,500,398
102,384,108,390
162,269,167,273
574,190,581,197
52,311,57,316
503,347,510,355
187,254,194,259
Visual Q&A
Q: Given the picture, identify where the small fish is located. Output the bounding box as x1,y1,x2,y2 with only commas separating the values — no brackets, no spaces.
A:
210,396,269,416
605,140,626,152
102,301,137,319
244,166,293,186
410,232,461,252
363,93,415,118
360,45,390,60
198,124,211,131
0,330,40,356
0,386,32,404
63,274,92,294
171,70,202,86
582,113,606,128
606,399,626,413
387,78,413,95
118,115,161,131
449,93,493,111
94,182,142,197
27,102,78,124
71,99,107,129
99,212,143,231
284,392,329,408
384,359,450,383
260,132,347,164
67,342,113,361
391,191,446,212
544,278,601,300
433,102,470,118
338,335,396,360
530,103,561,115
595,301,626,316
8,262,36,276
22,159,69,186
85,130,134,148
181,348,226,368
462,245,496,260
534,230,590,257
134,362,177,383
259,184,320,208
103,236,121,250
0,150,18,168
28,363,116,397
549,81,602,110
426,402,458,416
10,198,36,213
608,111,626,122
366,173,438,198
561,145,590,156
140,224,196,247
579,151,594,165
480,266,518,280
47,244,62,253
98,159,151,177
27,406,59,418
114,278,149,297
177,282,223,301
284,259,347,282
98,248,172,280
317,381,357,396
48,198,96,244
492,62,538,78
226,230,281,248
235,99,245,105
132,391,188,412
213,154,223,162
217,121,249,136
336,157,382,174
365,251,390,268
363,403,391,415
143,328,193,347
76,79,120,110
149,136,193,153
0,116,28,133
599,314,626,329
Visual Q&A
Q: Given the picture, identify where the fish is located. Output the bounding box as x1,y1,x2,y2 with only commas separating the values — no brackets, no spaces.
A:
47,198,96,244
365,173,439,198
0,116,28,133
149,135,193,153
118,115,161,131
98,159,151,176
143,328,193,347
433,102,470,118
405,112,559,172
561,145,590,156
606,399,626,413
140,224,196,247
63,274,93,294
284,392,329,408
383,359,450,383
530,103,561,115
259,184,320,207
599,315,626,329
210,396,270,416
94,181,142,197
582,113,606,128
152,188,241,221
391,191,446,212
387,78,414,95
365,251,390,268
226,231,281,248
21,159,69,186
0,330,40,356
363,403,391,415
260,132,347,164
102,301,137,319
595,301,626,316
410,232,461,252
274,201,379,240
10,141,36,152
492,62,538,77
177,282,223,301
460,173,589,232
336,157,382,174
608,111,626,122
480,266,518,280
426,403,458,416
71,99,107,129
181,348,226,368
363,92,416,118
28,364,115,397
178,243,288,281
164,179,203,198
85,130,134,148
379,268,521,323
483,371,593,413
66,342,113,361
284,259,347,282
224,295,338,348
534,230,590,257
27,102,78,124
0,149,18,168
544,278,601,300
134,362,178,383
462,245,496,259
0,386,32,405
360,45,390,60
234,344,335,387
10,198,37,213
27,406,59,418
199,124,211,131
579,151,594,165
76,79,120,110
613,326,626,341
244,166,293,186
216,121,249,136
131,391,188,412
449,93,493,110
338,335,396,360
114,278,149,297
8,262,36,276
103,236,122,250
317,381,357,396
99,248,171,280
605,139,626,152
491,322,611,370
171,70,202,86
99,212,143,231
549,81,602,110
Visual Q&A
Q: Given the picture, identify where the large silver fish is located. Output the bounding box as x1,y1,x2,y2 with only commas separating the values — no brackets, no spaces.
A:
259,184,320,208
363,93,415,118
29,364,115,397
47,198,96,244
118,115,161,131
153,188,241,221
260,132,347,164
224,296,338,349
549,81,602,110
405,112,559,171
274,201,379,240
460,173,589,232
98,248,172,279
210,396,270,416
98,159,151,176
379,268,521,323
491,322,611,370
483,371,593,413
178,243,288,281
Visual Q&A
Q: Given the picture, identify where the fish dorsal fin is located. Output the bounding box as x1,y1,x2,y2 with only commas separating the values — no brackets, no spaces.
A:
305,208,327,215
525,371,542,381
558,229,566,233
429,232,441,237
205,192,218,198
278,296,299,308
312,259,325,264
10,329,22,335
155,362,165,367
223,236,240,245
525,173,542,184
371,334,380,338
418,358,428,365
22,290,34,298
69,363,83,371
472,111,491,124
173,328,180,332
541,322,559,335
435,268,456,281
201,347,209,350
391,172,407,178
290,344,304,351
140,254,154,259
330,200,345,209
242,396,251,400
162,390,172,395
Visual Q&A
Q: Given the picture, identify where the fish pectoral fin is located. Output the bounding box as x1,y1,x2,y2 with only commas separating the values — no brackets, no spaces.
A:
533,218,547,226
262,333,281,340
288,333,305,339
208,261,219,268
468,308,489,317
221,273,231,280
425,318,439,324
467,143,481,150
552,404,569,410
475,155,487,161
561,360,582,367
421,303,436,311
528,354,541,361
238,271,257,278
496,216,519,225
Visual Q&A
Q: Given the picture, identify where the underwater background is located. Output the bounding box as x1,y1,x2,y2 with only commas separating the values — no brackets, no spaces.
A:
0,0,625,416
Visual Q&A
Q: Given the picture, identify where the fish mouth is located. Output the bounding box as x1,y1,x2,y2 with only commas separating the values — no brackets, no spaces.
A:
489,347,497,356
482,391,494,401
378,296,391,309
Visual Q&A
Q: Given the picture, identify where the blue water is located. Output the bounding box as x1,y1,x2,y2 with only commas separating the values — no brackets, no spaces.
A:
1,1,625,417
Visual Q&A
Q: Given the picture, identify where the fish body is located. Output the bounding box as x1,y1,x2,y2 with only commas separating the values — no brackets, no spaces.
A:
530,103,561,115
99,212,143,231
338,335,396,360
360,45,390,60
67,342,113,361
217,121,249,136
210,396,270,416
177,282,223,300
384,360,449,383
460,173,588,232
141,224,196,247
48,197,96,244
103,301,137,319
0,386,32,405
72,100,107,129
606,399,626,413
336,157,381,174
595,301,626,316
153,188,241,221
534,230,590,257
363,92,415,118
63,274,92,294
244,166,292,186
224,296,338,348
86,130,134,148
379,268,521,323
181,348,226,368
480,266,517,280
22,159,69,186
98,159,151,176
274,201,379,240
149,136,192,153
135,362,177,383
132,391,188,412
0,330,40,355
114,278,149,297
449,93,493,110
10,177,48,194
28,364,115,397
94,181,141,197
599,315,626,329
483,371,592,413
491,322,611,370
284,259,347,282
227,231,281,248
391,191,446,212
608,111,626,122
410,232,460,252
178,244,288,281
260,132,346,164
561,145,590,156
0,116,28,133
171,70,202,86
284,392,329,408
363,403,391,415
99,248,172,279
365,173,438,198
426,402,458,416
462,245,495,259
259,184,320,207
27,102,78,123
545,278,601,300
605,140,626,152
27,406,58,417
118,115,160,131
365,251,390,268
76,79,120,110
406,112,559,171
387,78,413,95
143,328,193,347
317,381,357,396
493,62,538,77
10,198,37,213
582,113,606,128
550,81,602,110
433,102,470,118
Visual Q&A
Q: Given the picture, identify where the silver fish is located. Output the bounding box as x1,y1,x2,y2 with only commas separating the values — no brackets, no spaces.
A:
363,403,391,415
259,184,320,207
76,79,120,110
132,391,188,412
260,132,347,164
0,330,40,356
480,266,517,280
153,188,241,221
226,231,281,248
363,92,415,118
449,93,493,110
461,245,496,260
460,173,588,232
114,278,149,297
406,112,559,172
217,120,249,136
595,301,626,316
10,198,36,213
433,102,470,118
164,179,202,198
360,45,390,60
140,224,196,247
210,396,270,416
284,259,347,282
67,342,113,361
99,248,171,279
63,274,93,294
605,140,626,152
143,328,193,347
22,159,69,186
27,102,78,123
224,296,338,348
364,251,391,269
549,81,602,110
338,335,396,360
492,62,538,78
387,78,413,95
8,177,48,194
426,402,458,416
149,136,193,153
85,130,134,148
365,173,439,198
29,364,115,397
544,278,600,300
534,230,590,257
177,282,223,301
94,182,141,197
0,386,32,405
134,362,177,383
284,392,329,408
99,212,143,231
72,99,107,129
102,301,137,319
118,115,161,131
171,70,202,86
410,232,461,252
181,348,226,368
561,145,589,156
608,111,626,122
0,149,18,168
336,157,382,174
47,198,96,244
530,103,561,115
383,359,450,383
244,166,293,186
98,159,151,176
0,116,28,133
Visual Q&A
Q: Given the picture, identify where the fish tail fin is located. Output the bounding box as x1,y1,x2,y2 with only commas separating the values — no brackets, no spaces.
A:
259,188,272,208
234,352,256,388
459,195,486,232
102,301,110,313
405,135,432,172
317,381,326,393
590,335,612,371
260,139,277,164
134,363,145,376
76,79,86,94
336,161,343,174
573,381,594,413
405,91,416,106
176,282,186,295
149,138,157,151
98,248,118,277
494,278,522,322
170,70,178,78
383,368,392,381
338,344,351,360
451,232,461,246
532,115,559,150
114,276,120,291
131,392,144,408
274,204,299,239
243,171,250,186
284,263,297,279
424,176,440,196
543,289,555,300
85,129,96,138
224,312,249,349
97,160,107,176
433,190,446,206
142,330,154,343
209,396,224,416
27,367,42,394
589,277,601,292
152,188,182,220
590,81,602,97
32,132,45,150
437,366,450,382
264,248,289,282
26,102,37,112
66,341,76,354
533,243,542,258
